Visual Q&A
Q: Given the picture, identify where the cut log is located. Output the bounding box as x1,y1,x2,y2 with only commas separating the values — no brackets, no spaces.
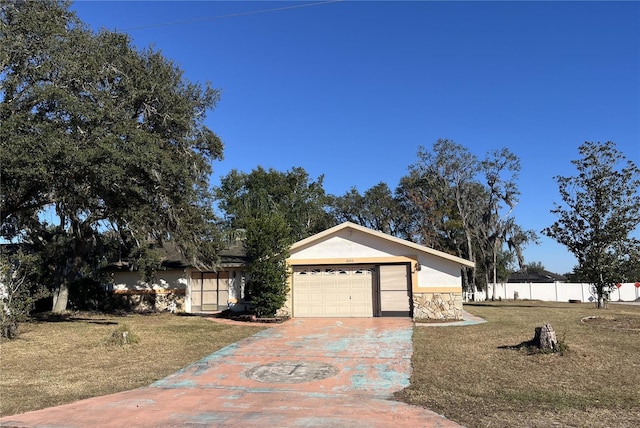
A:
533,324,557,351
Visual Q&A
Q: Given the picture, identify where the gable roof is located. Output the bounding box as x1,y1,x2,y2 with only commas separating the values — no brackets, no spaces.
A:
290,222,475,268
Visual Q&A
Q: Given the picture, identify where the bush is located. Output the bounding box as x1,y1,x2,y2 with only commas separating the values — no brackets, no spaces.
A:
106,323,140,346
244,213,292,318
1,252,49,339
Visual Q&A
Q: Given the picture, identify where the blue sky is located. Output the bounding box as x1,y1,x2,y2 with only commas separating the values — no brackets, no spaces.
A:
71,1,640,275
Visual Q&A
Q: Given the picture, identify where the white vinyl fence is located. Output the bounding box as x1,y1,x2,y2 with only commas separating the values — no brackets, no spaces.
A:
470,282,640,303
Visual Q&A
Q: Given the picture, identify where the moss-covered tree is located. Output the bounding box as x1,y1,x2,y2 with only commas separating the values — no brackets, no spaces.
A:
1,1,224,312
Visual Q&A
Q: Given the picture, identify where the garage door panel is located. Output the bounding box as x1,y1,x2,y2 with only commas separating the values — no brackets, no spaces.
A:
293,265,373,317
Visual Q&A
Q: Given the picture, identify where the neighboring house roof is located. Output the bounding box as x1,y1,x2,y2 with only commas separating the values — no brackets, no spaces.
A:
290,222,475,268
508,270,567,283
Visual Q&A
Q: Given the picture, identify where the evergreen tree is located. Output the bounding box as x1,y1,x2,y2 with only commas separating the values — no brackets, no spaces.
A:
244,213,291,318
544,141,640,308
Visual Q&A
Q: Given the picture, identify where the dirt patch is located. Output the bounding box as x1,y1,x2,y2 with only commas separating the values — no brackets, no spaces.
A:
581,315,640,331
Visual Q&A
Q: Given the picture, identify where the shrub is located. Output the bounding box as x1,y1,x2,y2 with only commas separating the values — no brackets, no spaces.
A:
1,252,49,339
244,213,292,318
106,323,140,346
68,278,115,311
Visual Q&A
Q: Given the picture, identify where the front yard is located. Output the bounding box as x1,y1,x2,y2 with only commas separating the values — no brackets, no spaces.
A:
0,313,264,417
2,302,639,427
397,301,640,428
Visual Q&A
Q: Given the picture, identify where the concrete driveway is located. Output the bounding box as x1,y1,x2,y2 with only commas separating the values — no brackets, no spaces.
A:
0,318,461,427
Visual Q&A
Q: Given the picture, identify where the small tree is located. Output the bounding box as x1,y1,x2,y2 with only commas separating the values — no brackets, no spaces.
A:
544,141,640,308
244,213,292,318
1,251,48,339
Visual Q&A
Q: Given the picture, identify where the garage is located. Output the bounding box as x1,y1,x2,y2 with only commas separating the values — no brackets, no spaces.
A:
292,265,375,317
286,222,472,320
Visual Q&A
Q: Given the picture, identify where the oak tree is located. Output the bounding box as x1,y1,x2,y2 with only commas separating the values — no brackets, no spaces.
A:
217,166,331,242
330,182,408,238
1,1,224,312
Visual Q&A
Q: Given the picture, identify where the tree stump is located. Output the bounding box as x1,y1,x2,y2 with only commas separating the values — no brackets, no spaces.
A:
533,324,557,351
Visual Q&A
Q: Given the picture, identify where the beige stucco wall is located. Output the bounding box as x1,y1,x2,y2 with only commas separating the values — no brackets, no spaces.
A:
112,270,187,292
110,269,187,312
289,230,464,292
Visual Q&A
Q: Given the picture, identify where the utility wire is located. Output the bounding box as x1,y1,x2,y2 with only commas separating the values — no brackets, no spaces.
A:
122,0,343,31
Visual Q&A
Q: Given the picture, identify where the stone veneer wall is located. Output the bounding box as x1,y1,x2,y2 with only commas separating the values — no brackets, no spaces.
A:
113,290,185,313
413,292,463,321
276,301,291,318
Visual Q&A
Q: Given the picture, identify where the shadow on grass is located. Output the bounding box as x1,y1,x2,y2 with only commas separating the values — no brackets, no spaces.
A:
497,340,537,352
31,313,120,325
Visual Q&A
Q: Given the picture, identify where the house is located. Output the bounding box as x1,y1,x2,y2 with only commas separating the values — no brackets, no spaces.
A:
507,269,567,283
110,222,474,320
109,240,248,313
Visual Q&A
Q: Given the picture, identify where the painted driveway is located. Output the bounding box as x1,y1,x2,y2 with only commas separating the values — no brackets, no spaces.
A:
0,318,461,427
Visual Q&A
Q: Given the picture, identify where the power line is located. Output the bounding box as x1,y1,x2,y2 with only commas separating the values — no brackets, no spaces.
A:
122,0,343,31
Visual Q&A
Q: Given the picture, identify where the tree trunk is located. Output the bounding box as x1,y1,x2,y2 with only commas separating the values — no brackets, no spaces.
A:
485,272,491,301
51,219,86,313
491,238,500,301
533,324,557,351
51,283,69,313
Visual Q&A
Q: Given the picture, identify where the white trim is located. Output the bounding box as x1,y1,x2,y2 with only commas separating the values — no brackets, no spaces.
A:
290,222,474,268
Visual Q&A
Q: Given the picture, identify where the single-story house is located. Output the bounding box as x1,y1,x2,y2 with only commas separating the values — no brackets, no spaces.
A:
109,222,474,320
108,239,248,314
507,270,567,283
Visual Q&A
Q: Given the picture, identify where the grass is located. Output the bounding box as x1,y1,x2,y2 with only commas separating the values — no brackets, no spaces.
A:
396,301,640,428
2,302,639,426
0,312,265,417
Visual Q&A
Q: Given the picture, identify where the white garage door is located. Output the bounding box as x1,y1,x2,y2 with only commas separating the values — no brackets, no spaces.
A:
293,265,374,317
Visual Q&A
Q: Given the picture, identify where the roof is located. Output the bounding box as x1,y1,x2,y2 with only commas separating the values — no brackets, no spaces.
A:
508,270,567,283
217,238,248,267
109,240,248,271
290,222,475,268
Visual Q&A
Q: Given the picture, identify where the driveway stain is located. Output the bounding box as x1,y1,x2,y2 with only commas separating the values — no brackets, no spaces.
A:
0,318,462,428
